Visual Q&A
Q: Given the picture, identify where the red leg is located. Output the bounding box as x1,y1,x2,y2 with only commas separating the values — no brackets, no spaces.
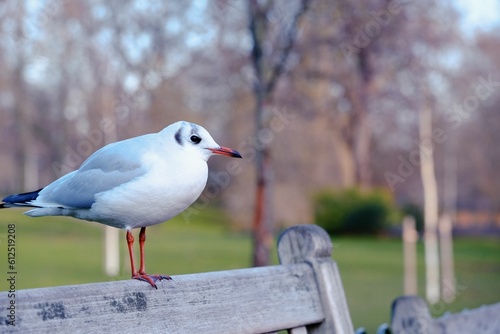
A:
127,228,171,289
138,227,147,275
126,230,137,276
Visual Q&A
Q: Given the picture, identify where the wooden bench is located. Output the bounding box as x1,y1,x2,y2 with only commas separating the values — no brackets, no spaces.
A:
390,295,500,334
0,224,355,334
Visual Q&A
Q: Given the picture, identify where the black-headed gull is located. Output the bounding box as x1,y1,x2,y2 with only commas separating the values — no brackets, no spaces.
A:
1,121,242,288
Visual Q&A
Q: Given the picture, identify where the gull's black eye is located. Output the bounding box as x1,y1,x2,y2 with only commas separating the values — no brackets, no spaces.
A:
190,135,201,144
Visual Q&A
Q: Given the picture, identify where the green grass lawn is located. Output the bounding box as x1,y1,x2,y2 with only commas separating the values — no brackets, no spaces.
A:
332,237,500,332
1,207,499,333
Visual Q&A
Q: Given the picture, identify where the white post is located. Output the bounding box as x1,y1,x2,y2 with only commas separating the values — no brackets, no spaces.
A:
439,213,455,302
419,102,440,304
101,89,120,277
403,216,418,295
104,226,120,276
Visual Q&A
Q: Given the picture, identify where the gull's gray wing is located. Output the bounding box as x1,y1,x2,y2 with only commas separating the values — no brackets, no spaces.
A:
37,136,152,209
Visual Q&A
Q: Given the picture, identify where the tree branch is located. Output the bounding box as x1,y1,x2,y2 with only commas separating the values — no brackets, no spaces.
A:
266,0,310,94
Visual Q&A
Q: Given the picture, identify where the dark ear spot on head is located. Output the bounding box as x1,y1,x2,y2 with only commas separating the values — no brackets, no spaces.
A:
175,128,183,146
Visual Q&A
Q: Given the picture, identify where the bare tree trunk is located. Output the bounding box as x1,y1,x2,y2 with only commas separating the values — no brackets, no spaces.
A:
11,2,35,191
350,48,374,189
249,0,273,266
419,101,440,304
355,111,372,189
252,136,273,266
12,75,26,191
331,129,356,187
248,0,309,266
12,65,39,191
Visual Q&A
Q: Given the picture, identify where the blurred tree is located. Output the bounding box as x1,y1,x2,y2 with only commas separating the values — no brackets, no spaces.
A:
420,93,440,304
455,31,500,214
247,0,309,266
0,0,498,245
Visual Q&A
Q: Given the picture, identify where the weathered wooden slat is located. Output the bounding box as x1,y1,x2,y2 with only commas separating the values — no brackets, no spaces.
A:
278,224,354,334
390,296,432,334
435,303,500,334
0,264,324,334
391,295,500,334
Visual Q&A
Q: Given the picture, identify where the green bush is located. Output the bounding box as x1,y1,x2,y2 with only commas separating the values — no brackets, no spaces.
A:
401,202,424,233
313,187,400,235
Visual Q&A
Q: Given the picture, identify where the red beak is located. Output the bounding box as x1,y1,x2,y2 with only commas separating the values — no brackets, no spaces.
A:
209,146,242,158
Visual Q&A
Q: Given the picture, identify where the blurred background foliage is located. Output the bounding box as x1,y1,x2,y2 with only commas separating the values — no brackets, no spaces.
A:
0,0,498,233
314,188,400,235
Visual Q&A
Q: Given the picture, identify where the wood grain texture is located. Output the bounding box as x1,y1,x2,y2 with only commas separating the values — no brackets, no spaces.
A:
0,264,324,334
435,303,500,334
391,295,500,334
278,225,354,334
278,224,333,265
391,296,433,334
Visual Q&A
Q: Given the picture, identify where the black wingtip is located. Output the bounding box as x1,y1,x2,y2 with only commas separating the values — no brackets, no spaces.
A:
2,188,43,205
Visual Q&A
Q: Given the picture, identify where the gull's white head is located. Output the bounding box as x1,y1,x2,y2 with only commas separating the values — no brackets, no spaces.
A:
162,121,242,161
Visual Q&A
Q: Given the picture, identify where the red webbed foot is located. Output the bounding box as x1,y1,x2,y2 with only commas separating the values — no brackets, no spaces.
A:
132,273,172,289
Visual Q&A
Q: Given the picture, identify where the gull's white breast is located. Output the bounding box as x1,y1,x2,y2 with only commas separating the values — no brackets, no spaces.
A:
76,147,209,229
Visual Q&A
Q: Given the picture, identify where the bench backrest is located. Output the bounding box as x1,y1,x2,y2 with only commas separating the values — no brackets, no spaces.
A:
391,295,500,334
0,224,355,334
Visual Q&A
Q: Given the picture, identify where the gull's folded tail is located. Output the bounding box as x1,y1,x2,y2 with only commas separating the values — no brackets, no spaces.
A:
1,188,44,208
